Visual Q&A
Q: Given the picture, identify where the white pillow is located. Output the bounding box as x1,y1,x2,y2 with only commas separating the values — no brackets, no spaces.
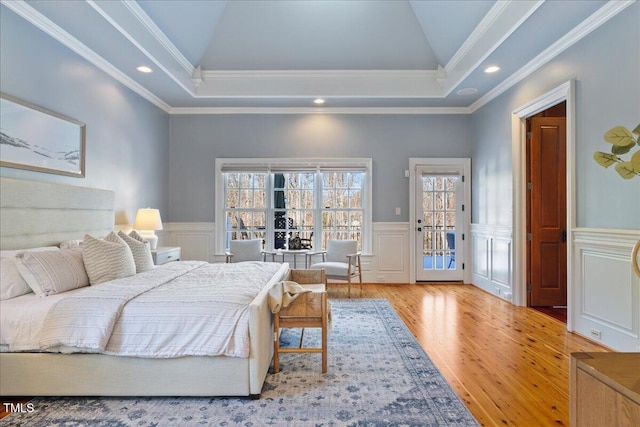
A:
0,247,59,300
118,230,154,273
82,232,136,285
15,249,89,297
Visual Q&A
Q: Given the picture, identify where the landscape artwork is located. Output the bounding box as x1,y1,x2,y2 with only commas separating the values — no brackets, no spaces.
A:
0,93,85,177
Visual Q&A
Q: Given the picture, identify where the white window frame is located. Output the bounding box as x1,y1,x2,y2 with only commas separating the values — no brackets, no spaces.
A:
215,158,373,255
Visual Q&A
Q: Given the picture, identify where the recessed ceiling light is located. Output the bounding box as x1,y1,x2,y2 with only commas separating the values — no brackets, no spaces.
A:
457,88,478,96
484,66,500,74
137,66,153,73
313,98,325,105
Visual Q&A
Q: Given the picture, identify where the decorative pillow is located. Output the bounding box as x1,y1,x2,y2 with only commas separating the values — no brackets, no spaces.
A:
0,247,59,300
82,232,136,285
15,249,89,297
118,230,154,273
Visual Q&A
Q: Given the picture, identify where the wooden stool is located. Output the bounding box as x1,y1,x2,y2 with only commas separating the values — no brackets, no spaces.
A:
273,269,328,373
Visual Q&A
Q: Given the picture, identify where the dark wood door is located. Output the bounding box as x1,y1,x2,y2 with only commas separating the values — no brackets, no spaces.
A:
530,117,567,306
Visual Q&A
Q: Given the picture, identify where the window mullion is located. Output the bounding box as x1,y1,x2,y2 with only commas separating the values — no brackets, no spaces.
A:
314,170,322,250
266,173,274,250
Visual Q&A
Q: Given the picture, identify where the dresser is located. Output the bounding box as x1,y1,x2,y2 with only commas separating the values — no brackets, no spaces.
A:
151,246,181,265
570,352,640,427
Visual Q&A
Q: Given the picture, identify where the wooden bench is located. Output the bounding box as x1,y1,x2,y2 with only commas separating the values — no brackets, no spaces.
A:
273,269,328,373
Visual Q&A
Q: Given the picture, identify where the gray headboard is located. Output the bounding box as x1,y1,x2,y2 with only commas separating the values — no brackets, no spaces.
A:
0,177,115,250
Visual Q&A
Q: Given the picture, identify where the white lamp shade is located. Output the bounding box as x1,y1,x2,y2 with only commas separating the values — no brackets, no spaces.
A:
133,208,163,231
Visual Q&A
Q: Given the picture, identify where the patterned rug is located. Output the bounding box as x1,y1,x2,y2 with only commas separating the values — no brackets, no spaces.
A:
1,299,478,426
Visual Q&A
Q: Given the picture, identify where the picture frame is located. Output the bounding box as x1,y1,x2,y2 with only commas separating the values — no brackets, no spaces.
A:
0,93,86,177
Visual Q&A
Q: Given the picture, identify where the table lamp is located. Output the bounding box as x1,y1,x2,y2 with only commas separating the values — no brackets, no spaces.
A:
133,208,163,250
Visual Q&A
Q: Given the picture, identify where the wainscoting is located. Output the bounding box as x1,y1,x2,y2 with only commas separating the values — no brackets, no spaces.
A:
572,229,640,351
158,222,639,351
158,222,409,284
470,224,513,302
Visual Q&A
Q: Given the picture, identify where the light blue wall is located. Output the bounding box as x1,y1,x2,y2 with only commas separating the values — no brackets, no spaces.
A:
471,3,640,230
0,6,170,225
168,114,471,222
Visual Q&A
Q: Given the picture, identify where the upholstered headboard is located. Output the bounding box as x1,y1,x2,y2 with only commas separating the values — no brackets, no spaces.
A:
0,177,115,250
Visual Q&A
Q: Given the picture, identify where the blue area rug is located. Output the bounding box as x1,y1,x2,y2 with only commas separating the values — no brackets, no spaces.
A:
0,299,478,426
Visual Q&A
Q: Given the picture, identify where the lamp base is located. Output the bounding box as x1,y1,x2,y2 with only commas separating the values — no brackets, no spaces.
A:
138,230,159,250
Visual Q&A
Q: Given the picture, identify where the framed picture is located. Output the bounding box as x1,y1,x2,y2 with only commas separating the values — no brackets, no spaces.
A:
0,93,85,177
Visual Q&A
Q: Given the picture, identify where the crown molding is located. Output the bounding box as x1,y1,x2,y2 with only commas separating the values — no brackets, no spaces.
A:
3,0,171,113
169,107,471,115
195,69,446,98
122,0,194,75
445,0,511,72
441,0,544,95
468,0,635,113
86,0,196,95
201,70,438,79
4,0,632,115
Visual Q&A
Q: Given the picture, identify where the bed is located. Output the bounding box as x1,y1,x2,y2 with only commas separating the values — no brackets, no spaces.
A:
0,177,287,397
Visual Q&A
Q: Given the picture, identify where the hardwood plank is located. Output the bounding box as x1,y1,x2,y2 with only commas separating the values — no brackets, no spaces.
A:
334,283,609,427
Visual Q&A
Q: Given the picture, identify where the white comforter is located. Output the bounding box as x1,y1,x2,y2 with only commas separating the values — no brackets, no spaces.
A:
5,261,286,358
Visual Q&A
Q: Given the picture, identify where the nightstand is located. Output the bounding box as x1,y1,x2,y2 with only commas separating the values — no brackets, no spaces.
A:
151,246,181,265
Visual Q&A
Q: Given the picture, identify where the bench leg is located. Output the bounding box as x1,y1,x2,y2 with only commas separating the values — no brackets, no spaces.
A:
273,314,280,373
322,293,328,373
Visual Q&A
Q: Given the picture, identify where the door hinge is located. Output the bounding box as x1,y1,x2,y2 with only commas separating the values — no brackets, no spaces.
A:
527,131,532,140
462,263,465,270
462,204,465,212
527,182,532,190
527,233,532,241
462,175,465,182
527,283,532,292
462,233,465,241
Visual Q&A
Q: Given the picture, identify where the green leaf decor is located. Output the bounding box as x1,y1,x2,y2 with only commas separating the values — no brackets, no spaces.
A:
594,123,640,179
593,151,617,168
631,150,640,172
615,162,637,179
604,126,635,146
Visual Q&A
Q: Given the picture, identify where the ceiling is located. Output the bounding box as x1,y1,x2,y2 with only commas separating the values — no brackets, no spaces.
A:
4,0,630,113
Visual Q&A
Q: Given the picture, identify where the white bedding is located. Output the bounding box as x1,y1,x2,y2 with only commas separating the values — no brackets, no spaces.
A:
1,261,287,359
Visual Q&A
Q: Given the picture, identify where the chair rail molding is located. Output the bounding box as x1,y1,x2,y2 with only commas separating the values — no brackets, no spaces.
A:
572,228,640,351
470,223,513,302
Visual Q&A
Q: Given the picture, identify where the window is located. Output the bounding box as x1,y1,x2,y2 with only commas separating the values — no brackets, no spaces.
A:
216,158,372,254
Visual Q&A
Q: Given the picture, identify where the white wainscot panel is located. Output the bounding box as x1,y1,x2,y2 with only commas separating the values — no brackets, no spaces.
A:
574,229,640,351
491,239,511,287
377,235,404,271
164,223,215,262
582,252,633,329
372,222,409,283
471,224,512,301
473,236,489,279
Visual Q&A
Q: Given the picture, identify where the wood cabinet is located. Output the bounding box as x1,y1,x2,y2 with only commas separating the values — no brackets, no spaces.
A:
570,352,640,427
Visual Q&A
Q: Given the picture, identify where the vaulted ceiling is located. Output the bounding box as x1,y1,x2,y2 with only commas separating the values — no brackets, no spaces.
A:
4,0,629,113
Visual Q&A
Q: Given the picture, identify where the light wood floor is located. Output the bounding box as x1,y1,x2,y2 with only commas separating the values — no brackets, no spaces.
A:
334,282,609,427
2,283,608,425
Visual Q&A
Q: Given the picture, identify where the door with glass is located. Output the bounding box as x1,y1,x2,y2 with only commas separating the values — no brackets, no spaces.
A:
415,170,464,281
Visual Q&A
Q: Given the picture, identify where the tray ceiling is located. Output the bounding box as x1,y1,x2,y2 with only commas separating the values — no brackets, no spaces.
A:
2,0,631,113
